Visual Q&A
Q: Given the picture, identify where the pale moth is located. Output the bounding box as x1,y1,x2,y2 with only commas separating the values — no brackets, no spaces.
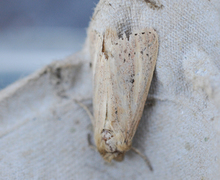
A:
88,27,158,168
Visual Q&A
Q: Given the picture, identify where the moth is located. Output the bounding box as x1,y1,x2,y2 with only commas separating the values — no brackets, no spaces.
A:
89,27,158,163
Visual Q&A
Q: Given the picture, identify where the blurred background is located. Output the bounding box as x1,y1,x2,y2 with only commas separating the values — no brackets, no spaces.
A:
0,0,99,90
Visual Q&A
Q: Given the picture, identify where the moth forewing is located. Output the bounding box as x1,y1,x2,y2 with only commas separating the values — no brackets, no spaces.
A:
90,27,158,163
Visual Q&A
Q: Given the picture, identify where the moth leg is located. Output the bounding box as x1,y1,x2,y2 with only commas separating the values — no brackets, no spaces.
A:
145,102,153,106
74,99,94,122
131,147,153,171
145,99,154,106
87,134,97,151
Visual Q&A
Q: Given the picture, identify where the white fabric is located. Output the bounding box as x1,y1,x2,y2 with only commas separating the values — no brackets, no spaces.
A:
0,0,220,179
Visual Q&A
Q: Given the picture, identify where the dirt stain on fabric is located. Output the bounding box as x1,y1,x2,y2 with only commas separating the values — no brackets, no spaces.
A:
144,0,164,10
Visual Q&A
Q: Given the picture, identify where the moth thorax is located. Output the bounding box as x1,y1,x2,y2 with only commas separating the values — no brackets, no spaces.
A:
101,129,117,152
99,129,125,162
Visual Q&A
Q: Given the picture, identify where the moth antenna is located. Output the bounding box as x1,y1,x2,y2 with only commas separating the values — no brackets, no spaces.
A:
74,100,97,151
74,99,94,123
87,134,97,151
131,147,153,171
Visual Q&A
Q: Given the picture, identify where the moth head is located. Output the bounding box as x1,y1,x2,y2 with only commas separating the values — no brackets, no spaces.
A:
100,150,125,162
95,129,131,162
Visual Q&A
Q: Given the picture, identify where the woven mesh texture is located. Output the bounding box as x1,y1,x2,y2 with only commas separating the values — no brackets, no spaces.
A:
0,0,219,179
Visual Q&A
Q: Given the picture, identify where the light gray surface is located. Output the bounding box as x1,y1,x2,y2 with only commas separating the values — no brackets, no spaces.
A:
0,0,220,179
